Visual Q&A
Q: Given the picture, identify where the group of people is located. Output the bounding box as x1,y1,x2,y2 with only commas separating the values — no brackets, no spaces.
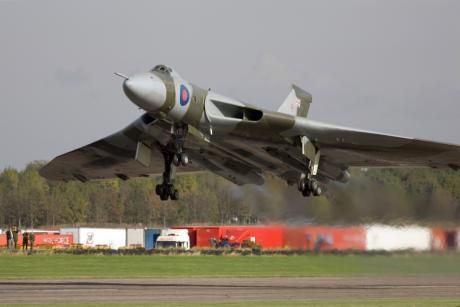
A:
4,225,35,252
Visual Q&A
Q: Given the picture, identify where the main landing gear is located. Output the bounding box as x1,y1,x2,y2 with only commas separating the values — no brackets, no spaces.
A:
297,136,322,197
298,173,322,197
155,124,189,201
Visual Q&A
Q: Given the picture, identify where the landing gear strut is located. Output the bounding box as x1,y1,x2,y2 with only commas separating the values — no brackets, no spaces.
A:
155,124,189,201
298,136,322,197
155,152,179,200
170,124,190,167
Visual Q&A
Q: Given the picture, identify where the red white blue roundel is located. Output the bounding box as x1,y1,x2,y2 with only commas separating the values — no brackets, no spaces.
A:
179,84,190,106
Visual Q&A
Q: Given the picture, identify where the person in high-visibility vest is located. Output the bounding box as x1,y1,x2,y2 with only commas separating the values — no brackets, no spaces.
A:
12,226,19,250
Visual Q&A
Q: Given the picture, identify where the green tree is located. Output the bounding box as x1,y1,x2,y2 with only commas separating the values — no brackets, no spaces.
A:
17,162,49,227
0,167,20,225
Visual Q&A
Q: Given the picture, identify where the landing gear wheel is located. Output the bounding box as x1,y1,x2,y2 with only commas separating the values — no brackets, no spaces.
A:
298,176,321,198
309,180,318,193
157,183,178,200
160,192,169,201
298,179,306,192
157,151,179,201
155,184,162,196
172,155,180,166
179,153,189,166
313,186,322,196
170,189,179,200
302,187,311,197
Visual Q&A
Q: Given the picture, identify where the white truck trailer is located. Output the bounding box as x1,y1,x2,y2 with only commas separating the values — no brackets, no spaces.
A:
365,224,431,251
60,227,127,249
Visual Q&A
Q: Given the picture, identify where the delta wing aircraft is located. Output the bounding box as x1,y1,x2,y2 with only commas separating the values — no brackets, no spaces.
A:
40,65,460,200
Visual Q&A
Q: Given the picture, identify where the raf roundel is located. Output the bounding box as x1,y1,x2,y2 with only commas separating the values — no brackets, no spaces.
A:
179,84,190,106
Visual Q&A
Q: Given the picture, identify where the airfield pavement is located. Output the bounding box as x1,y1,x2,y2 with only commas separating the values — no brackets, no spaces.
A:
1,276,460,304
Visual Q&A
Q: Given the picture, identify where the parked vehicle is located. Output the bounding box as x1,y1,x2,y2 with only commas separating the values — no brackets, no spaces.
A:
144,228,162,250
155,229,190,250
60,227,126,249
126,228,144,247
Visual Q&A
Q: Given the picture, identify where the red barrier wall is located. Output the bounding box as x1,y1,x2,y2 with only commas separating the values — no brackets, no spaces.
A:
220,226,285,249
35,234,73,247
0,233,73,248
431,228,458,251
175,226,286,249
196,227,220,247
173,225,366,250
284,226,366,251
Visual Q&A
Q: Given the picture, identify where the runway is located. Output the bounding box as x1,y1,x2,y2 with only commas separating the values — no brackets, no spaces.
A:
1,276,459,304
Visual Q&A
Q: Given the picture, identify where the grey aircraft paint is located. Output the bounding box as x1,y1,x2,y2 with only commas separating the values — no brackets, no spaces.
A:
40,65,460,200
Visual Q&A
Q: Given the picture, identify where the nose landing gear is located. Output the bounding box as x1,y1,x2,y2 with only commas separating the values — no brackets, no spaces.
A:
155,151,180,200
156,182,179,200
156,124,189,201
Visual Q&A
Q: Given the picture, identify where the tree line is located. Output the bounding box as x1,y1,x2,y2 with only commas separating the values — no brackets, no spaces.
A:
0,161,459,228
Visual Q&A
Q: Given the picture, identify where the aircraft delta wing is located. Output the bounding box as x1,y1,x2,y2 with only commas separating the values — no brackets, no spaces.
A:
39,114,202,182
40,65,460,200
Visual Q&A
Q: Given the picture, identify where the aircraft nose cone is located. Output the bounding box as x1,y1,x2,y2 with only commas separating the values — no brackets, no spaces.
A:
123,73,167,112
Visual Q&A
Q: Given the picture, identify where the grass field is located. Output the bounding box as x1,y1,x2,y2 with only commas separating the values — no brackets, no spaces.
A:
2,300,460,307
0,253,459,279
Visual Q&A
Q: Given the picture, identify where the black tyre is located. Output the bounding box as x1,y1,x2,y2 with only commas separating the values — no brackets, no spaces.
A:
173,154,180,166
170,189,179,200
160,192,169,201
180,153,189,166
298,179,306,192
313,187,322,196
302,188,311,197
309,180,318,192
164,184,171,196
155,184,162,196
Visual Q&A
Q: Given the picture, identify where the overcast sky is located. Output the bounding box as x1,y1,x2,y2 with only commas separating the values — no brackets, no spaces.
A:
1,0,460,170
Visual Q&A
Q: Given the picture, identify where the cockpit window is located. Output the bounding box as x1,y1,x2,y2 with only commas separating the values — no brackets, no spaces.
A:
151,65,172,73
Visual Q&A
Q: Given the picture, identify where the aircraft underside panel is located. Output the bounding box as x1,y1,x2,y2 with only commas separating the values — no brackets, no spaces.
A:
41,111,460,187
40,115,272,185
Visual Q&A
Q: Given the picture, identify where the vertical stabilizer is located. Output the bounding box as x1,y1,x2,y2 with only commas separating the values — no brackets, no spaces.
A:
277,85,312,117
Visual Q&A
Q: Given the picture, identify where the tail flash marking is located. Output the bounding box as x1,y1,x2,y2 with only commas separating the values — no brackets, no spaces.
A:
277,84,312,117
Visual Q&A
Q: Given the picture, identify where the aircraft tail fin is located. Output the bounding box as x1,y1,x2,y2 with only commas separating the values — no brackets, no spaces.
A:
277,85,312,117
